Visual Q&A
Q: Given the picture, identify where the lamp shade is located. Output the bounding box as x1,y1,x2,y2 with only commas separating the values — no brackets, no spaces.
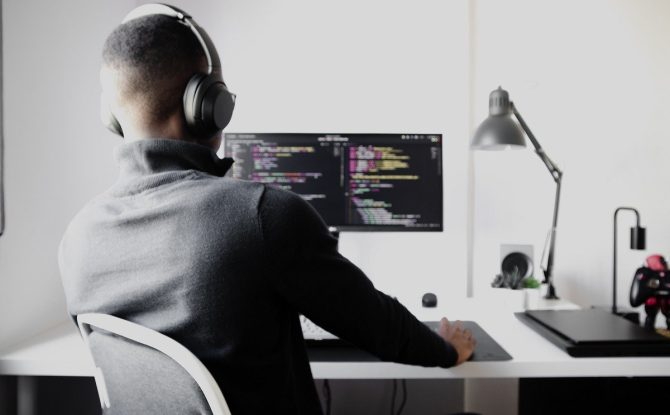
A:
630,226,646,250
471,87,527,150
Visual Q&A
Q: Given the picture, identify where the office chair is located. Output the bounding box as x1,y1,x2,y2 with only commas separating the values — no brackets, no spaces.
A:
77,313,231,415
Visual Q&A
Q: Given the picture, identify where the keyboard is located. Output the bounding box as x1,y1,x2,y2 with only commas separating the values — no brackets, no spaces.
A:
300,315,339,341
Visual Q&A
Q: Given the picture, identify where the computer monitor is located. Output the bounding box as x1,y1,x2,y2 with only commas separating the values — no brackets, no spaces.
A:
223,133,443,231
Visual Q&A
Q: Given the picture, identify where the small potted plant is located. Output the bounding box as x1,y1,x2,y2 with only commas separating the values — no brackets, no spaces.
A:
522,276,541,309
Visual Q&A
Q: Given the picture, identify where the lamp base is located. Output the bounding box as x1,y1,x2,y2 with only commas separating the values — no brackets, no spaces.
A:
613,310,641,325
543,283,559,300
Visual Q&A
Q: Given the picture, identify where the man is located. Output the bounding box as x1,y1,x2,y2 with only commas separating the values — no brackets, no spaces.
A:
59,8,475,415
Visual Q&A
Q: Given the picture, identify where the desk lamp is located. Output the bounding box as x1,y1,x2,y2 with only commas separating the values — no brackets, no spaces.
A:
612,207,646,315
471,87,562,299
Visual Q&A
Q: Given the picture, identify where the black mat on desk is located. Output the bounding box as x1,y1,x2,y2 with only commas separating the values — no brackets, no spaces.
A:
307,321,512,362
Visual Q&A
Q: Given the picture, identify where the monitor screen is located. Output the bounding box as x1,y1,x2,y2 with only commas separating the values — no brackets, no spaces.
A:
223,133,443,231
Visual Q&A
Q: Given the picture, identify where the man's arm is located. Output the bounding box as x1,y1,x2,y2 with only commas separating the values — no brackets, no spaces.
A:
259,187,467,367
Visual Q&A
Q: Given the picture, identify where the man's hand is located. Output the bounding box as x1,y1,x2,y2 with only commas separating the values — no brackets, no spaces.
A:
438,317,476,365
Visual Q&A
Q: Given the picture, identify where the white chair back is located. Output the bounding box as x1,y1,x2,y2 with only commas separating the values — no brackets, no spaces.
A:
77,313,231,415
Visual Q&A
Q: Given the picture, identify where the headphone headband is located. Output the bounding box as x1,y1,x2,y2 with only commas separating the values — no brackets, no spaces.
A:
122,3,221,74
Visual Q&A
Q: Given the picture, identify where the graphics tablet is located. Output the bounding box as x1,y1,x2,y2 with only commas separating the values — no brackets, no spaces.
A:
307,321,512,362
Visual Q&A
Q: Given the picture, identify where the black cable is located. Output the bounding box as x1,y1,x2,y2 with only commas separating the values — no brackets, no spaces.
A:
395,379,408,415
390,379,397,415
323,379,332,415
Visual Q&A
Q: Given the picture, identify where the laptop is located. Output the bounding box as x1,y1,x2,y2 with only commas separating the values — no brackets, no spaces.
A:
516,308,670,357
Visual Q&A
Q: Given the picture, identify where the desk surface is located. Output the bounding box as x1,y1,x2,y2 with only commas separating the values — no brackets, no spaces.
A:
2,298,670,379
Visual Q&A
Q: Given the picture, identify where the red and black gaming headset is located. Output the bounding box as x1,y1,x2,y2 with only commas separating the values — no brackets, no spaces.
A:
101,3,236,138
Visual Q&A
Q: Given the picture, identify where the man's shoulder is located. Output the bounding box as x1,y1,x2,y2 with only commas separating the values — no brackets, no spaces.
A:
257,185,329,240
257,184,317,217
195,177,283,216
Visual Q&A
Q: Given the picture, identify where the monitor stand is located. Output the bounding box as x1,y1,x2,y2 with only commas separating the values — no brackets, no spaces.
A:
328,227,340,250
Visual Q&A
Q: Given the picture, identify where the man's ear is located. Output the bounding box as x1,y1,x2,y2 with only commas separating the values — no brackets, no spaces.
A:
100,67,120,112
100,67,125,136
100,66,134,137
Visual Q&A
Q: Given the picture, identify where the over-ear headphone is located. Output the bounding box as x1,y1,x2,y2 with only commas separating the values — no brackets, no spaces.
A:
101,3,236,138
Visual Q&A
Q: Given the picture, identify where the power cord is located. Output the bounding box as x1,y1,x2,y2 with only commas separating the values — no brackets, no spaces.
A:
390,379,397,415
396,380,408,415
323,379,332,415
390,379,408,415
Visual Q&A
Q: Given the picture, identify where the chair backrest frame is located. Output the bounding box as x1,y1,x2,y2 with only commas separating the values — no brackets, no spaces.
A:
77,313,231,415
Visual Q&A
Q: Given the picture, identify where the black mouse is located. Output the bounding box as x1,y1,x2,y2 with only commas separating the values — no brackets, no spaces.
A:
422,292,437,308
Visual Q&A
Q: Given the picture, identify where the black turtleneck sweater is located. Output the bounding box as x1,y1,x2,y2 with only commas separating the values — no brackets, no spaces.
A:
59,139,457,414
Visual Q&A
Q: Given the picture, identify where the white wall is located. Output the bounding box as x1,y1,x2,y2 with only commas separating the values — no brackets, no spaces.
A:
0,0,134,349
471,0,670,311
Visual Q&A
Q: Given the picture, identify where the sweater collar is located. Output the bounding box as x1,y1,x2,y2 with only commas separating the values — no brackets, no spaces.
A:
114,139,234,178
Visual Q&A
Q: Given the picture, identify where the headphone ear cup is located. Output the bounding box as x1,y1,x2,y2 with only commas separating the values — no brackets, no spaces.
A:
203,82,235,131
183,73,235,137
183,73,205,133
100,94,124,137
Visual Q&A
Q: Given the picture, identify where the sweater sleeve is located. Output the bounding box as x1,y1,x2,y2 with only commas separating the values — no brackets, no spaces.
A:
259,186,458,368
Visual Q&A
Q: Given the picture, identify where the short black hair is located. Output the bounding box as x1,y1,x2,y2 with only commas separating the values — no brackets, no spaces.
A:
102,15,206,123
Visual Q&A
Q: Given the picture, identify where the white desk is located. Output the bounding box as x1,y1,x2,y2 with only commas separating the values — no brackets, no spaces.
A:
2,297,670,379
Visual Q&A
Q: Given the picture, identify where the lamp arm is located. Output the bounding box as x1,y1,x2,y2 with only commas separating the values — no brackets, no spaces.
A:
544,177,561,275
510,102,562,299
511,102,563,183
